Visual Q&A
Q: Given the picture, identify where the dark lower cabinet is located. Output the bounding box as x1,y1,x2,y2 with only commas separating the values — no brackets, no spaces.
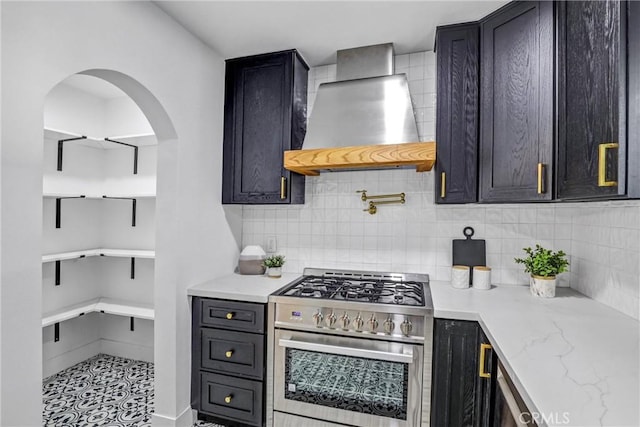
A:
557,0,640,200
431,319,496,427
479,1,554,202
192,297,267,426
435,23,480,204
222,50,308,204
200,372,263,426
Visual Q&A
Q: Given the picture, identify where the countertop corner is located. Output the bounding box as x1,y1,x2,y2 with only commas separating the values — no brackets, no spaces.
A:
429,280,640,427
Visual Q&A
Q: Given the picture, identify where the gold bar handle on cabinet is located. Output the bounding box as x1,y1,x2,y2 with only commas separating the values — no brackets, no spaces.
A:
224,395,233,404
598,142,619,187
280,176,287,200
440,172,446,199
537,163,545,194
479,343,492,378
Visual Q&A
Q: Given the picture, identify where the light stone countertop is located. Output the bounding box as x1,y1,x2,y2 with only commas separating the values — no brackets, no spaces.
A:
430,280,639,427
187,273,299,303
187,274,639,426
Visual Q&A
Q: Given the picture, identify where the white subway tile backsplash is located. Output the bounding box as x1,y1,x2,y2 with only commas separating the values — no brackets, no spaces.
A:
240,51,640,320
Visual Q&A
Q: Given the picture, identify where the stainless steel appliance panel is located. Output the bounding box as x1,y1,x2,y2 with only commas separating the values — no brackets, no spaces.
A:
274,411,350,427
273,300,426,343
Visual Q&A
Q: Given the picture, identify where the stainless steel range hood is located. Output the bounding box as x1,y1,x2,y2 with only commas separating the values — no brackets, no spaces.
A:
284,43,435,176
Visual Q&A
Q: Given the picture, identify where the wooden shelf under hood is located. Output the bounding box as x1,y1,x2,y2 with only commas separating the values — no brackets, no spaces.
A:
284,141,436,176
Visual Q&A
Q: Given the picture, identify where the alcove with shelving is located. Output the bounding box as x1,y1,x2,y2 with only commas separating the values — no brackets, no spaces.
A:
42,75,157,377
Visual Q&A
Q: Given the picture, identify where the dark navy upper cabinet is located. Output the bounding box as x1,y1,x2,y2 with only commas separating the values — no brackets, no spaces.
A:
222,50,308,204
435,23,480,204
557,1,640,200
479,1,554,203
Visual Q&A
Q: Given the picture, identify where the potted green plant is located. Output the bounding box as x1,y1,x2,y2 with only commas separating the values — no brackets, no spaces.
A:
263,255,285,278
514,244,569,298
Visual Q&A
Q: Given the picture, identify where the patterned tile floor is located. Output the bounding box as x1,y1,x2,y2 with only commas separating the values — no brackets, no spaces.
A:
43,354,223,426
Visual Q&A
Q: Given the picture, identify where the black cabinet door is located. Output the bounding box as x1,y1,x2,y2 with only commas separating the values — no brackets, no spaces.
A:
435,23,480,204
222,50,308,204
480,1,554,202
628,1,640,199
432,319,496,427
556,1,630,200
431,319,481,427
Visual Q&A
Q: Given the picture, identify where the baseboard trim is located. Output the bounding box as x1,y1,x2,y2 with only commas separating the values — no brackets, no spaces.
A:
99,338,153,362
43,340,101,378
151,405,193,427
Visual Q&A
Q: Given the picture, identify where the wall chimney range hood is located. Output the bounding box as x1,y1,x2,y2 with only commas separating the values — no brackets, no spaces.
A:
284,43,435,176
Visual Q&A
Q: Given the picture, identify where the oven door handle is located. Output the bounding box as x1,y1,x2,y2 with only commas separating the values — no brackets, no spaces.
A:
497,366,528,427
278,338,414,364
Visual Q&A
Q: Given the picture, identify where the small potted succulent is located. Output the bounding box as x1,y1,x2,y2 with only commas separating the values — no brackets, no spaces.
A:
514,244,569,298
263,255,285,278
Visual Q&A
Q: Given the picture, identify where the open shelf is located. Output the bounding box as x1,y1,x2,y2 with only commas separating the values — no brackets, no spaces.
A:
44,127,157,149
42,248,155,263
43,192,156,199
42,297,154,327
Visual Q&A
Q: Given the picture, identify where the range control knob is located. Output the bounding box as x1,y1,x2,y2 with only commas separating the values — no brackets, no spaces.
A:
383,317,395,334
312,311,324,327
353,314,364,332
340,312,350,329
400,318,413,336
325,312,337,328
368,315,379,332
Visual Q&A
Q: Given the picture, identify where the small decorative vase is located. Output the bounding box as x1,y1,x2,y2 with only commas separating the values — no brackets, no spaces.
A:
530,275,556,298
267,267,282,278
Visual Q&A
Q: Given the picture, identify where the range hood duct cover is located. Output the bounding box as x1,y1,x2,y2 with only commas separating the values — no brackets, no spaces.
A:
302,43,421,150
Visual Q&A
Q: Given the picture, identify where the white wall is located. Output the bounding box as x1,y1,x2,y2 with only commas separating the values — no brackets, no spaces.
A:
1,2,239,426
242,52,640,320
45,84,108,137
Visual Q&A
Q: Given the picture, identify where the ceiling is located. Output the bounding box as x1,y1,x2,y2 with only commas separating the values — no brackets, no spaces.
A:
154,1,509,66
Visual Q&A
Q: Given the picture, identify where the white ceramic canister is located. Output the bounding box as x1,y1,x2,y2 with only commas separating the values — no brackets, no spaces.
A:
472,266,492,290
451,265,471,289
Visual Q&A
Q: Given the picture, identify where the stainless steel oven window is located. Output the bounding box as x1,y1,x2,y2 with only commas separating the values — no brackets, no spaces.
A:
284,348,409,420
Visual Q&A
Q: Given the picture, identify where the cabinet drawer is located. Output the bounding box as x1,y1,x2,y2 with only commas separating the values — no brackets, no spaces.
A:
200,299,265,333
201,328,264,380
200,372,263,426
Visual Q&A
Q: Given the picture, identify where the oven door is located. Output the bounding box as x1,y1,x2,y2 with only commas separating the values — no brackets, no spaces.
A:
274,329,423,427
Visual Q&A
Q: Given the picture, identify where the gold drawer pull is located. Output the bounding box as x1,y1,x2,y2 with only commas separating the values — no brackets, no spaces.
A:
225,312,234,320
224,395,233,404
440,172,446,199
225,350,233,358
598,142,619,187
537,163,545,194
280,176,287,200
479,343,492,378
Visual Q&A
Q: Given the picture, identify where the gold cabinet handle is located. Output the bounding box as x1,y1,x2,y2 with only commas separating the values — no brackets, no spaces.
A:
225,312,234,320
224,395,232,404
598,142,619,187
280,176,287,200
440,172,446,199
225,350,233,358
537,163,545,194
479,343,492,378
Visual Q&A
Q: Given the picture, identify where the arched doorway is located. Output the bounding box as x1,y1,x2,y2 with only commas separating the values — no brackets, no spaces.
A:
41,70,177,425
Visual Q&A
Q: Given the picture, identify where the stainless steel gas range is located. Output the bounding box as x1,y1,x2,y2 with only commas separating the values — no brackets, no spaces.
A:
266,268,434,427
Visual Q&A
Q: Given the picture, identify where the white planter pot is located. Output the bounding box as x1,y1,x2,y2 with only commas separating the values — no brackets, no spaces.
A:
267,267,282,278
530,275,556,298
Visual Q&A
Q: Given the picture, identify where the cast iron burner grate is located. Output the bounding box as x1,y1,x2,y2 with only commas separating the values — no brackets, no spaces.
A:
278,275,426,306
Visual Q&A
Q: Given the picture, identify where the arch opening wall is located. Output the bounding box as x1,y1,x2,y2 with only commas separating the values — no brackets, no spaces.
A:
1,2,241,426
